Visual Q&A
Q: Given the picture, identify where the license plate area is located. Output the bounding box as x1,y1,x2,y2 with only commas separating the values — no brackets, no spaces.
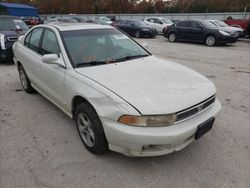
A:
195,117,215,140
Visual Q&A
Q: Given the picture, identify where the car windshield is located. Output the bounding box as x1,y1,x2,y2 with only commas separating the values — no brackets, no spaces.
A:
61,28,150,67
201,20,217,29
0,18,17,31
161,18,173,24
214,20,229,27
14,20,29,31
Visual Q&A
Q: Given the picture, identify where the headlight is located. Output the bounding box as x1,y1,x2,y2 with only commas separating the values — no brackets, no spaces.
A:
142,28,150,31
118,114,176,127
219,30,230,36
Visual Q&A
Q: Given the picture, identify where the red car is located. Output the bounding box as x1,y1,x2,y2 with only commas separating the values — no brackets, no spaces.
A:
225,18,250,36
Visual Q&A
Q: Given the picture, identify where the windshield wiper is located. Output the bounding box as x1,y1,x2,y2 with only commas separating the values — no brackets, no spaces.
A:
75,61,107,68
115,54,149,62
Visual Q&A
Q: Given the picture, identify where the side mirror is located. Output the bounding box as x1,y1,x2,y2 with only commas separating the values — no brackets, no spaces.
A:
141,42,149,50
42,54,65,68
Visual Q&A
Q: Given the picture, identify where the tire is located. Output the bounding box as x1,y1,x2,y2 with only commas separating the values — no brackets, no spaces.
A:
205,35,216,46
75,102,108,155
135,31,140,38
168,33,177,42
18,65,35,93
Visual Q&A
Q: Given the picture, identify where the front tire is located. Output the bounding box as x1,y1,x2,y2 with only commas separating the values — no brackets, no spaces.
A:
168,33,177,42
205,35,216,46
75,102,108,155
18,65,35,93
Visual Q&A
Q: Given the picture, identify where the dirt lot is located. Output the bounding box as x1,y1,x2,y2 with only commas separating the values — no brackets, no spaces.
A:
0,37,250,188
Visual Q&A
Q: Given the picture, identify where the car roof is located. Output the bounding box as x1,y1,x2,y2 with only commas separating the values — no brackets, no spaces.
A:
47,22,113,31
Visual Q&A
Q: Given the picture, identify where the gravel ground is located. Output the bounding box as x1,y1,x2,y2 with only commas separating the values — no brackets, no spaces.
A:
0,37,250,188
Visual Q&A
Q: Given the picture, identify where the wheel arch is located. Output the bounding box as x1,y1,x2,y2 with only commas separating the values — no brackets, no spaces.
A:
204,33,217,44
72,95,95,120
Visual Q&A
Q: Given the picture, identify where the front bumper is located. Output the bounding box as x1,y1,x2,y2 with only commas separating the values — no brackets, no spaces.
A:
0,48,13,62
101,99,221,157
219,35,238,43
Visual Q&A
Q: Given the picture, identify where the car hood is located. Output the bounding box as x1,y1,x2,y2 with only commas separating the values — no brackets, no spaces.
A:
75,56,216,115
220,26,243,33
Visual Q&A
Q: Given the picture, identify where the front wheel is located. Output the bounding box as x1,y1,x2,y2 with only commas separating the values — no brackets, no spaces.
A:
75,102,108,155
205,35,216,46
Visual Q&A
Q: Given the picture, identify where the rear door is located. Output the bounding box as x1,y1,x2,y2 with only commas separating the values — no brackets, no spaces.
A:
19,28,44,86
175,21,191,40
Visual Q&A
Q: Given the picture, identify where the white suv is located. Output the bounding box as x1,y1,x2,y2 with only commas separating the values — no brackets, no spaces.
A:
13,23,221,157
144,17,173,33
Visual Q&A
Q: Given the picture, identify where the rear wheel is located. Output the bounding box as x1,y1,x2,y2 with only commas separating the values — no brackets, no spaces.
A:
18,65,35,93
168,33,177,42
75,102,108,155
205,35,216,46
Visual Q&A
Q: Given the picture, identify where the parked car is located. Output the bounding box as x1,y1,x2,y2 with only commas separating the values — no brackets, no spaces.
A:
144,17,173,33
0,16,28,63
72,17,87,23
163,20,239,46
13,23,221,157
114,19,157,38
94,17,113,25
207,20,244,37
43,17,59,24
224,18,250,36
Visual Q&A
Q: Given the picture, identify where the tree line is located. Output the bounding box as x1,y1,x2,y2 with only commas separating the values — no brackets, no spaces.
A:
1,0,250,14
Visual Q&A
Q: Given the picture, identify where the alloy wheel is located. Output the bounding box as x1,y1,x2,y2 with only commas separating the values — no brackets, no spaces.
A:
77,113,95,147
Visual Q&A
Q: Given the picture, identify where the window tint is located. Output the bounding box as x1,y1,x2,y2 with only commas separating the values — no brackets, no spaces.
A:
154,18,162,24
41,29,60,55
29,28,43,53
190,22,201,28
24,32,31,47
176,21,190,28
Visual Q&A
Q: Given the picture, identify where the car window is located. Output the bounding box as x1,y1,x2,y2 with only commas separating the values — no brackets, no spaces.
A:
190,22,202,29
24,32,32,47
176,21,190,28
29,28,43,53
13,20,29,31
62,29,149,67
146,18,154,23
41,29,60,55
154,19,162,24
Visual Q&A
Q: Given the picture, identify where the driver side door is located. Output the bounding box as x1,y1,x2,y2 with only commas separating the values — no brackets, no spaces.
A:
36,29,67,108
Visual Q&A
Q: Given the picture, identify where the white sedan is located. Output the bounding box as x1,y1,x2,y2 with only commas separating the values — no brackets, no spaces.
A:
144,17,173,33
13,23,221,157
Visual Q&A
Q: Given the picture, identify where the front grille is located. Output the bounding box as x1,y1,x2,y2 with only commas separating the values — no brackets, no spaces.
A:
176,95,216,122
7,37,18,42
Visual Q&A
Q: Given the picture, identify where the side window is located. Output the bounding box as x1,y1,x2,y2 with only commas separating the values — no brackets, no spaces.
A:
190,22,202,29
154,19,162,24
24,32,31,47
41,29,60,55
176,21,190,28
29,28,43,53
